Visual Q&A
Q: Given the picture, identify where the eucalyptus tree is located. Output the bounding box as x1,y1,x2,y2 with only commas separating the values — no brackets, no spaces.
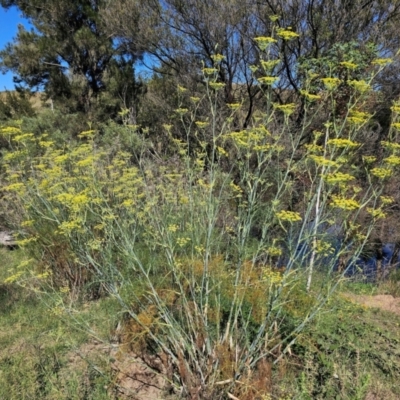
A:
104,0,400,122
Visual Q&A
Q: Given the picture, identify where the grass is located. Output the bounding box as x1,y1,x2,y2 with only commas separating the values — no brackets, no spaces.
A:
1,247,400,399
0,248,120,400
0,91,47,111
290,294,400,399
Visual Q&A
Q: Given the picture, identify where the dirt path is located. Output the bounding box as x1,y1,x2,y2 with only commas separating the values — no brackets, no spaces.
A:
343,293,400,315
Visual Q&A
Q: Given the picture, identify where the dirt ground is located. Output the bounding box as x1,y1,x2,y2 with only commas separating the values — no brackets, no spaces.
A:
67,341,167,400
342,293,400,315
70,292,400,399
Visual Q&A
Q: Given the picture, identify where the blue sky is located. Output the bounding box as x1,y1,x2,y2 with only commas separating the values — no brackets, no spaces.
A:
0,6,31,91
0,6,154,92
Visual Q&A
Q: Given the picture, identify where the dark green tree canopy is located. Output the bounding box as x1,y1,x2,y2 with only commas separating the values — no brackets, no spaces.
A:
0,0,142,117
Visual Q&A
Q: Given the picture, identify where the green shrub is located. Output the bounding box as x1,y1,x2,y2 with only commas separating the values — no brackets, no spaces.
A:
1,34,399,398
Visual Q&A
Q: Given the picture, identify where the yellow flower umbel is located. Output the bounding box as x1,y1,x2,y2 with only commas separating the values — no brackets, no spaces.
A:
211,53,225,63
276,210,302,222
391,122,400,131
300,90,321,102
254,36,277,51
390,102,400,113
313,240,335,256
276,28,299,40
227,103,241,110
331,195,361,211
261,266,283,285
208,82,225,90
372,58,393,66
366,207,386,219
362,155,376,163
266,245,282,257
273,103,296,116
340,61,358,70
309,155,338,167
324,172,355,184
202,67,218,75
195,121,209,129
370,167,393,179
380,195,394,205
347,110,371,125
175,108,189,115
257,76,279,85
321,77,341,91
260,59,280,71
384,154,400,166
327,138,359,148
348,80,370,93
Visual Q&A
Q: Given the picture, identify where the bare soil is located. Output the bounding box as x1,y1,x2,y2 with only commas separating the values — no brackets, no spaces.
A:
343,293,400,315
67,341,167,400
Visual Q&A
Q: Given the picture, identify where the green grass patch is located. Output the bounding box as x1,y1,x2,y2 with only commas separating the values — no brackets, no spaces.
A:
284,294,400,399
0,248,120,400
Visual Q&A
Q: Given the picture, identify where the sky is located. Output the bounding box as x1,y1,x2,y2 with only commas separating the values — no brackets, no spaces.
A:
0,6,154,92
0,6,31,91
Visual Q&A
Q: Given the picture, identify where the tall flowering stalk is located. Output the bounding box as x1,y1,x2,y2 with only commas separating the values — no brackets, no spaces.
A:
1,29,399,398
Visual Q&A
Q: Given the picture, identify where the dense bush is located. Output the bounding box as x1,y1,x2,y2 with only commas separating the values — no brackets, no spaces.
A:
1,32,400,398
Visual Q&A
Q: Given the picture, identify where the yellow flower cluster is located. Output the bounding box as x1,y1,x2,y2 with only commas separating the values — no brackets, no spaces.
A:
348,110,371,125
370,167,393,179
372,58,392,66
327,138,359,148
230,181,243,197
258,76,279,85
309,155,338,167
266,245,282,257
260,59,280,70
305,143,323,153
228,127,270,149
276,28,299,40
324,172,355,184
168,224,179,233
380,195,394,205
227,103,240,110
175,108,189,115
300,90,321,102
384,154,400,165
177,237,191,247
202,67,218,75
348,80,370,93
254,36,277,50
4,270,24,284
57,220,84,235
273,103,296,116
391,102,400,113
331,195,360,211
362,155,377,163
211,53,225,63
276,210,302,222
261,266,283,285
195,121,209,128
366,207,386,219
313,240,334,256
209,82,225,90
340,61,358,70
381,140,400,152
391,122,400,130
321,77,341,90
